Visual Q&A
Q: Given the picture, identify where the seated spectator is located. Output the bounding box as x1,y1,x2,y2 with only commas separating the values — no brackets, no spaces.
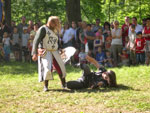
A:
104,50,113,67
135,31,145,65
118,48,129,66
78,47,87,64
96,47,106,65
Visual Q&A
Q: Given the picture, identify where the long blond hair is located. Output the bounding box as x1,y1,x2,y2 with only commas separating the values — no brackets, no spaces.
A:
47,16,61,34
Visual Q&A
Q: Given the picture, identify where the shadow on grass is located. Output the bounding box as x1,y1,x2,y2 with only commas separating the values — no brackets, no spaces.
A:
47,84,134,93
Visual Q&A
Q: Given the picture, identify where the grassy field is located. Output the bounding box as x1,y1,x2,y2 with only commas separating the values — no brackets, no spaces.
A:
0,61,150,113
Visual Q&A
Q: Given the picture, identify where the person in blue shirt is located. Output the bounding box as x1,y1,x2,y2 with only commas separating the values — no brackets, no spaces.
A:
96,46,106,65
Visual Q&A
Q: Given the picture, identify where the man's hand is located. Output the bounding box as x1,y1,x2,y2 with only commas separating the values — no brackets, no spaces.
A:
32,54,38,61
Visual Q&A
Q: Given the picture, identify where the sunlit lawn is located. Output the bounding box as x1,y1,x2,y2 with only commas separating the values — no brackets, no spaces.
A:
0,61,150,113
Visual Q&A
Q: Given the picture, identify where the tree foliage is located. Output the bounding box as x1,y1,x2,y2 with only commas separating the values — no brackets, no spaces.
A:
11,0,150,25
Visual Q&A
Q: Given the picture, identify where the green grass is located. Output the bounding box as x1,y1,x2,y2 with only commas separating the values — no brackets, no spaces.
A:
0,62,150,113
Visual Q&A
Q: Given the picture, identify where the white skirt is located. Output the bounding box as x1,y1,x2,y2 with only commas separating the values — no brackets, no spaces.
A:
38,51,66,82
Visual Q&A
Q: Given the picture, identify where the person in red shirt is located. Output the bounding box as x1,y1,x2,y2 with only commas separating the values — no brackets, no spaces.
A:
142,17,150,65
135,31,145,64
122,16,131,47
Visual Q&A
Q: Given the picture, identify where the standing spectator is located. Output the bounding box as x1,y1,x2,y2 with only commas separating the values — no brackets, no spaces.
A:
142,17,150,65
79,21,87,50
2,32,12,61
0,20,11,42
92,19,102,33
129,17,143,35
85,24,95,55
142,18,147,28
122,16,131,47
94,27,104,53
17,16,28,37
135,31,145,65
103,21,111,40
105,31,112,52
27,20,34,33
10,20,16,34
21,26,30,62
111,20,122,66
96,47,106,65
62,22,73,48
30,23,39,39
17,16,28,61
71,21,77,48
76,20,82,49
37,20,42,27
127,24,136,65
110,21,114,29
12,26,20,61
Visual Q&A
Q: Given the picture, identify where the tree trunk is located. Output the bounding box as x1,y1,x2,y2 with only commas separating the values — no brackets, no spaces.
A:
65,0,81,25
4,0,11,26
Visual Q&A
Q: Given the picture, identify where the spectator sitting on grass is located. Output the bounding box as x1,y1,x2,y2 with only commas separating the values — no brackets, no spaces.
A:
96,46,106,66
118,48,129,66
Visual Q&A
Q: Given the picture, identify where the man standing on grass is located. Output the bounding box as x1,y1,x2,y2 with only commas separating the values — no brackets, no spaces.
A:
32,16,66,92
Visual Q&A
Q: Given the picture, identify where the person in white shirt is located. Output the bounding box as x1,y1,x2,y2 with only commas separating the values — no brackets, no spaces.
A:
111,20,122,66
129,17,143,35
21,26,30,62
62,22,76,48
2,32,12,61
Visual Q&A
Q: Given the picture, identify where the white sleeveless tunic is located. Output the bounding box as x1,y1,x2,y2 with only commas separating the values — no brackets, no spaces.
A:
38,25,66,82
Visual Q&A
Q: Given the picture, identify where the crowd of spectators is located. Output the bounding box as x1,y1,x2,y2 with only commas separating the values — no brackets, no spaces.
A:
0,16,150,67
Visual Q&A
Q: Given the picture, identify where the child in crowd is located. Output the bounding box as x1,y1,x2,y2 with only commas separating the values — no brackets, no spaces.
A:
0,43,4,62
104,50,113,67
28,31,35,53
135,31,146,64
2,32,12,61
28,32,35,62
94,27,104,54
96,47,106,65
127,24,136,65
78,47,87,64
21,26,30,62
118,48,129,66
12,26,20,61
105,31,112,51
